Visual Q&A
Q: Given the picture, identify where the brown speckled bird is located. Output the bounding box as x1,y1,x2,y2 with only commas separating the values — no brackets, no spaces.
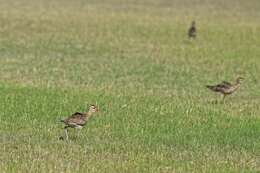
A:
206,77,243,102
60,104,99,140
188,21,196,39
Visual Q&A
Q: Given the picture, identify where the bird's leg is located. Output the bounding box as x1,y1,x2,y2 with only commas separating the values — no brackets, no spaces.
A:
77,129,81,138
64,126,69,140
75,125,82,138
222,94,226,103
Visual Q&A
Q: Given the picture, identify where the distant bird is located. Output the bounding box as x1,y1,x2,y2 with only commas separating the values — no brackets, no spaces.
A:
206,77,244,102
188,21,196,39
60,104,99,140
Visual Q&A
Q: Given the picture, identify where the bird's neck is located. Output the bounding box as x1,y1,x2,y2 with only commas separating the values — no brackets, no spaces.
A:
86,111,94,117
235,80,241,85
232,82,241,90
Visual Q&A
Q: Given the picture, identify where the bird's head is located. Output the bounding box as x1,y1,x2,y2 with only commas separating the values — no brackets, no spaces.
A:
236,77,244,84
88,104,99,114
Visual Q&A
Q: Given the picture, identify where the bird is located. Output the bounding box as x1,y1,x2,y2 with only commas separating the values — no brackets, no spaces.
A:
188,21,196,39
206,77,244,102
60,104,99,140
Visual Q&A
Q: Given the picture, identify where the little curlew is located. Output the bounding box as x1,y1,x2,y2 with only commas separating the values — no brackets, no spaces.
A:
206,77,244,102
188,21,196,39
60,104,99,140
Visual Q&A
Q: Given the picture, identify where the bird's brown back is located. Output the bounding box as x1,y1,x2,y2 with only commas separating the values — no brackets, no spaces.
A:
63,112,89,126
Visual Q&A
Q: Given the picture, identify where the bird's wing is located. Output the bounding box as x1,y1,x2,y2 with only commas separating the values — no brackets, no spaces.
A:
71,112,84,117
213,81,232,89
67,112,86,125
214,83,231,90
63,112,86,125
221,81,232,86
188,27,196,36
206,82,231,92
68,118,85,125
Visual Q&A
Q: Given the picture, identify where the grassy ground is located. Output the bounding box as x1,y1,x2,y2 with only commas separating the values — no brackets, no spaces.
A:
0,0,259,172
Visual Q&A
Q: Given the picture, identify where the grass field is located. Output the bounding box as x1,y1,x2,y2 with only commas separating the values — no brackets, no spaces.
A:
0,0,259,172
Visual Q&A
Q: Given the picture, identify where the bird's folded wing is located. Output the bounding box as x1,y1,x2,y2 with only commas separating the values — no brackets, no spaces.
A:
67,116,85,125
63,112,84,124
221,81,232,86
70,112,84,117
215,84,230,89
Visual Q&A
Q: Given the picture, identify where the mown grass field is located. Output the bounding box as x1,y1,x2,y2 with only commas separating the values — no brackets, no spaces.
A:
0,0,259,172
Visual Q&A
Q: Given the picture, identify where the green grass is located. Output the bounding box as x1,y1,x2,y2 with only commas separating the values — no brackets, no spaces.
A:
0,0,259,172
